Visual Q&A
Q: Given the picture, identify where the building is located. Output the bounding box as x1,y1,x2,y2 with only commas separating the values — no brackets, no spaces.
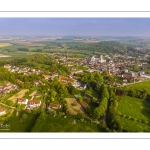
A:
17,98,28,105
28,100,41,107
81,101,88,109
0,108,6,116
49,103,61,109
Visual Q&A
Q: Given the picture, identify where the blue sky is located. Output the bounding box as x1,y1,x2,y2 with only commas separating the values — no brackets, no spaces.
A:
0,18,150,36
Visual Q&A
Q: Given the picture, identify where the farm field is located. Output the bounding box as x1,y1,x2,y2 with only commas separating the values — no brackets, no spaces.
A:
117,96,150,131
65,98,85,115
0,43,12,48
126,79,150,93
40,115,101,132
8,89,29,103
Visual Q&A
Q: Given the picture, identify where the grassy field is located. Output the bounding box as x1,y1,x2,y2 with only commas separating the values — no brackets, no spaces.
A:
126,80,150,93
40,115,101,132
1,111,39,132
117,96,150,132
8,89,29,103
118,96,150,120
116,116,150,132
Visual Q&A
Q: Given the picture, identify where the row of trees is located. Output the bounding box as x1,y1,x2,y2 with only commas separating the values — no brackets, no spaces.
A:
93,84,109,119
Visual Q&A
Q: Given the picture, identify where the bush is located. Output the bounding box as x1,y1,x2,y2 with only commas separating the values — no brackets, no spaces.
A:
6,100,13,106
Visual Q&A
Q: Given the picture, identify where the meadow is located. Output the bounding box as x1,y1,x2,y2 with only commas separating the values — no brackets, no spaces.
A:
117,96,150,131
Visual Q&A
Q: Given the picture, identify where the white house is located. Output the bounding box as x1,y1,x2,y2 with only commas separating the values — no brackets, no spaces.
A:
28,100,41,107
0,108,6,116
17,98,28,105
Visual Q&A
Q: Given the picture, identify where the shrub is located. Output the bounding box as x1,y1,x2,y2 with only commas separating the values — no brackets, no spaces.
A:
6,100,13,106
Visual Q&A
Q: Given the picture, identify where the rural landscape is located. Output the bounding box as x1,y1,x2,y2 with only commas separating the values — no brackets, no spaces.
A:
1,18,150,132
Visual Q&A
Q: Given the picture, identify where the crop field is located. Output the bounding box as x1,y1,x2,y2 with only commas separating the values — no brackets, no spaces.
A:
126,80,150,93
117,96,150,131
40,115,101,132
8,89,29,103
0,43,12,48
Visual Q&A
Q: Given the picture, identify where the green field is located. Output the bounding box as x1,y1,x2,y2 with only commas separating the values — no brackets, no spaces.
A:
126,80,150,93
117,96,150,131
116,116,150,132
40,115,101,132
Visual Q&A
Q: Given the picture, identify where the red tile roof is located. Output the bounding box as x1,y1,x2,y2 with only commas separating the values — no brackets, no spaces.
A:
81,101,88,108
28,100,41,105
49,103,61,109
0,108,6,112
17,98,27,102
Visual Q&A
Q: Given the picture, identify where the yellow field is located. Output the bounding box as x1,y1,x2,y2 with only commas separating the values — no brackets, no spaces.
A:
8,89,29,103
0,43,12,48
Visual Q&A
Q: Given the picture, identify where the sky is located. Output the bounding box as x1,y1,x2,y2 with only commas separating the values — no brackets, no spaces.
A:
0,18,150,36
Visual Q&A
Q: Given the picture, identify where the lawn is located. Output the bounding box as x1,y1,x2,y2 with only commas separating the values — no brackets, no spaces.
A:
1,110,39,132
126,79,150,93
40,115,101,132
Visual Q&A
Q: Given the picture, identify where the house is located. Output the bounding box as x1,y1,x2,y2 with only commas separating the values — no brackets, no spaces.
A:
81,101,88,109
28,100,41,107
0,108,6,116
59,76,75,84
4,64,11,69
49,103,61,109
17,98,28,105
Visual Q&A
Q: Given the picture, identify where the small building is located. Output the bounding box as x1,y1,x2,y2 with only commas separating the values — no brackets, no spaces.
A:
81,101,88,109
4,64,11,69
49,103,61,109
0,108,6,116
28,100,41,107
17,98,28,105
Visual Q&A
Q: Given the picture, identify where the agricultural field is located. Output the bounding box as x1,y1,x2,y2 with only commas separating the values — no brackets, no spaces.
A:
125,79,150,93
0,43,12,48
40,115,101,132
8,89,29,103
117,96,150,131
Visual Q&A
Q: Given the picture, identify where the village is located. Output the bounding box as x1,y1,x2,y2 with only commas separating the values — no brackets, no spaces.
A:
0,52,150,120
